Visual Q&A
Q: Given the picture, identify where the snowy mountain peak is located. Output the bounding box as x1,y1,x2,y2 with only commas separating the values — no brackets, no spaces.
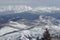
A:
0,5,32,13
33,7,60,13
0,5,60,13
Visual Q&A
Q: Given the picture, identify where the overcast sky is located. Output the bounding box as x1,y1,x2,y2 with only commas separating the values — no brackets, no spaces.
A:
0,0,60,7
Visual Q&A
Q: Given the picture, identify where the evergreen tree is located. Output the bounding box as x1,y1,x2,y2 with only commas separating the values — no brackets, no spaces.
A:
42,28,51,40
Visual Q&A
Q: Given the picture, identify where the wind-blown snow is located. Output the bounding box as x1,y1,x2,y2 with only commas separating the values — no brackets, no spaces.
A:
0,5,60,13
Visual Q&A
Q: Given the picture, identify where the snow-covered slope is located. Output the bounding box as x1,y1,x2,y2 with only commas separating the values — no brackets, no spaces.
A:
0,15,60,40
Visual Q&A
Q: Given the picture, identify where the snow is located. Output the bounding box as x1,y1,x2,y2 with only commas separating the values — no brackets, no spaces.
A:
8,21,28,29
0,16,60,40
0,5,32,13
0,5,60,40
0,26,18,36
33,7,60,13
0,5,60,13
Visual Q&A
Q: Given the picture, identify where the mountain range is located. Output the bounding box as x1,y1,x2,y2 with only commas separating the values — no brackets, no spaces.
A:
0,5,60,40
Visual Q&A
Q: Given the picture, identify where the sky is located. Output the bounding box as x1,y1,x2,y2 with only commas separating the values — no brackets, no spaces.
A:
0,0,60,7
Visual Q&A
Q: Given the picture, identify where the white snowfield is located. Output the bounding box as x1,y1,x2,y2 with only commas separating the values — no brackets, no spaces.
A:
0,5,60,13
0,15,60,40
